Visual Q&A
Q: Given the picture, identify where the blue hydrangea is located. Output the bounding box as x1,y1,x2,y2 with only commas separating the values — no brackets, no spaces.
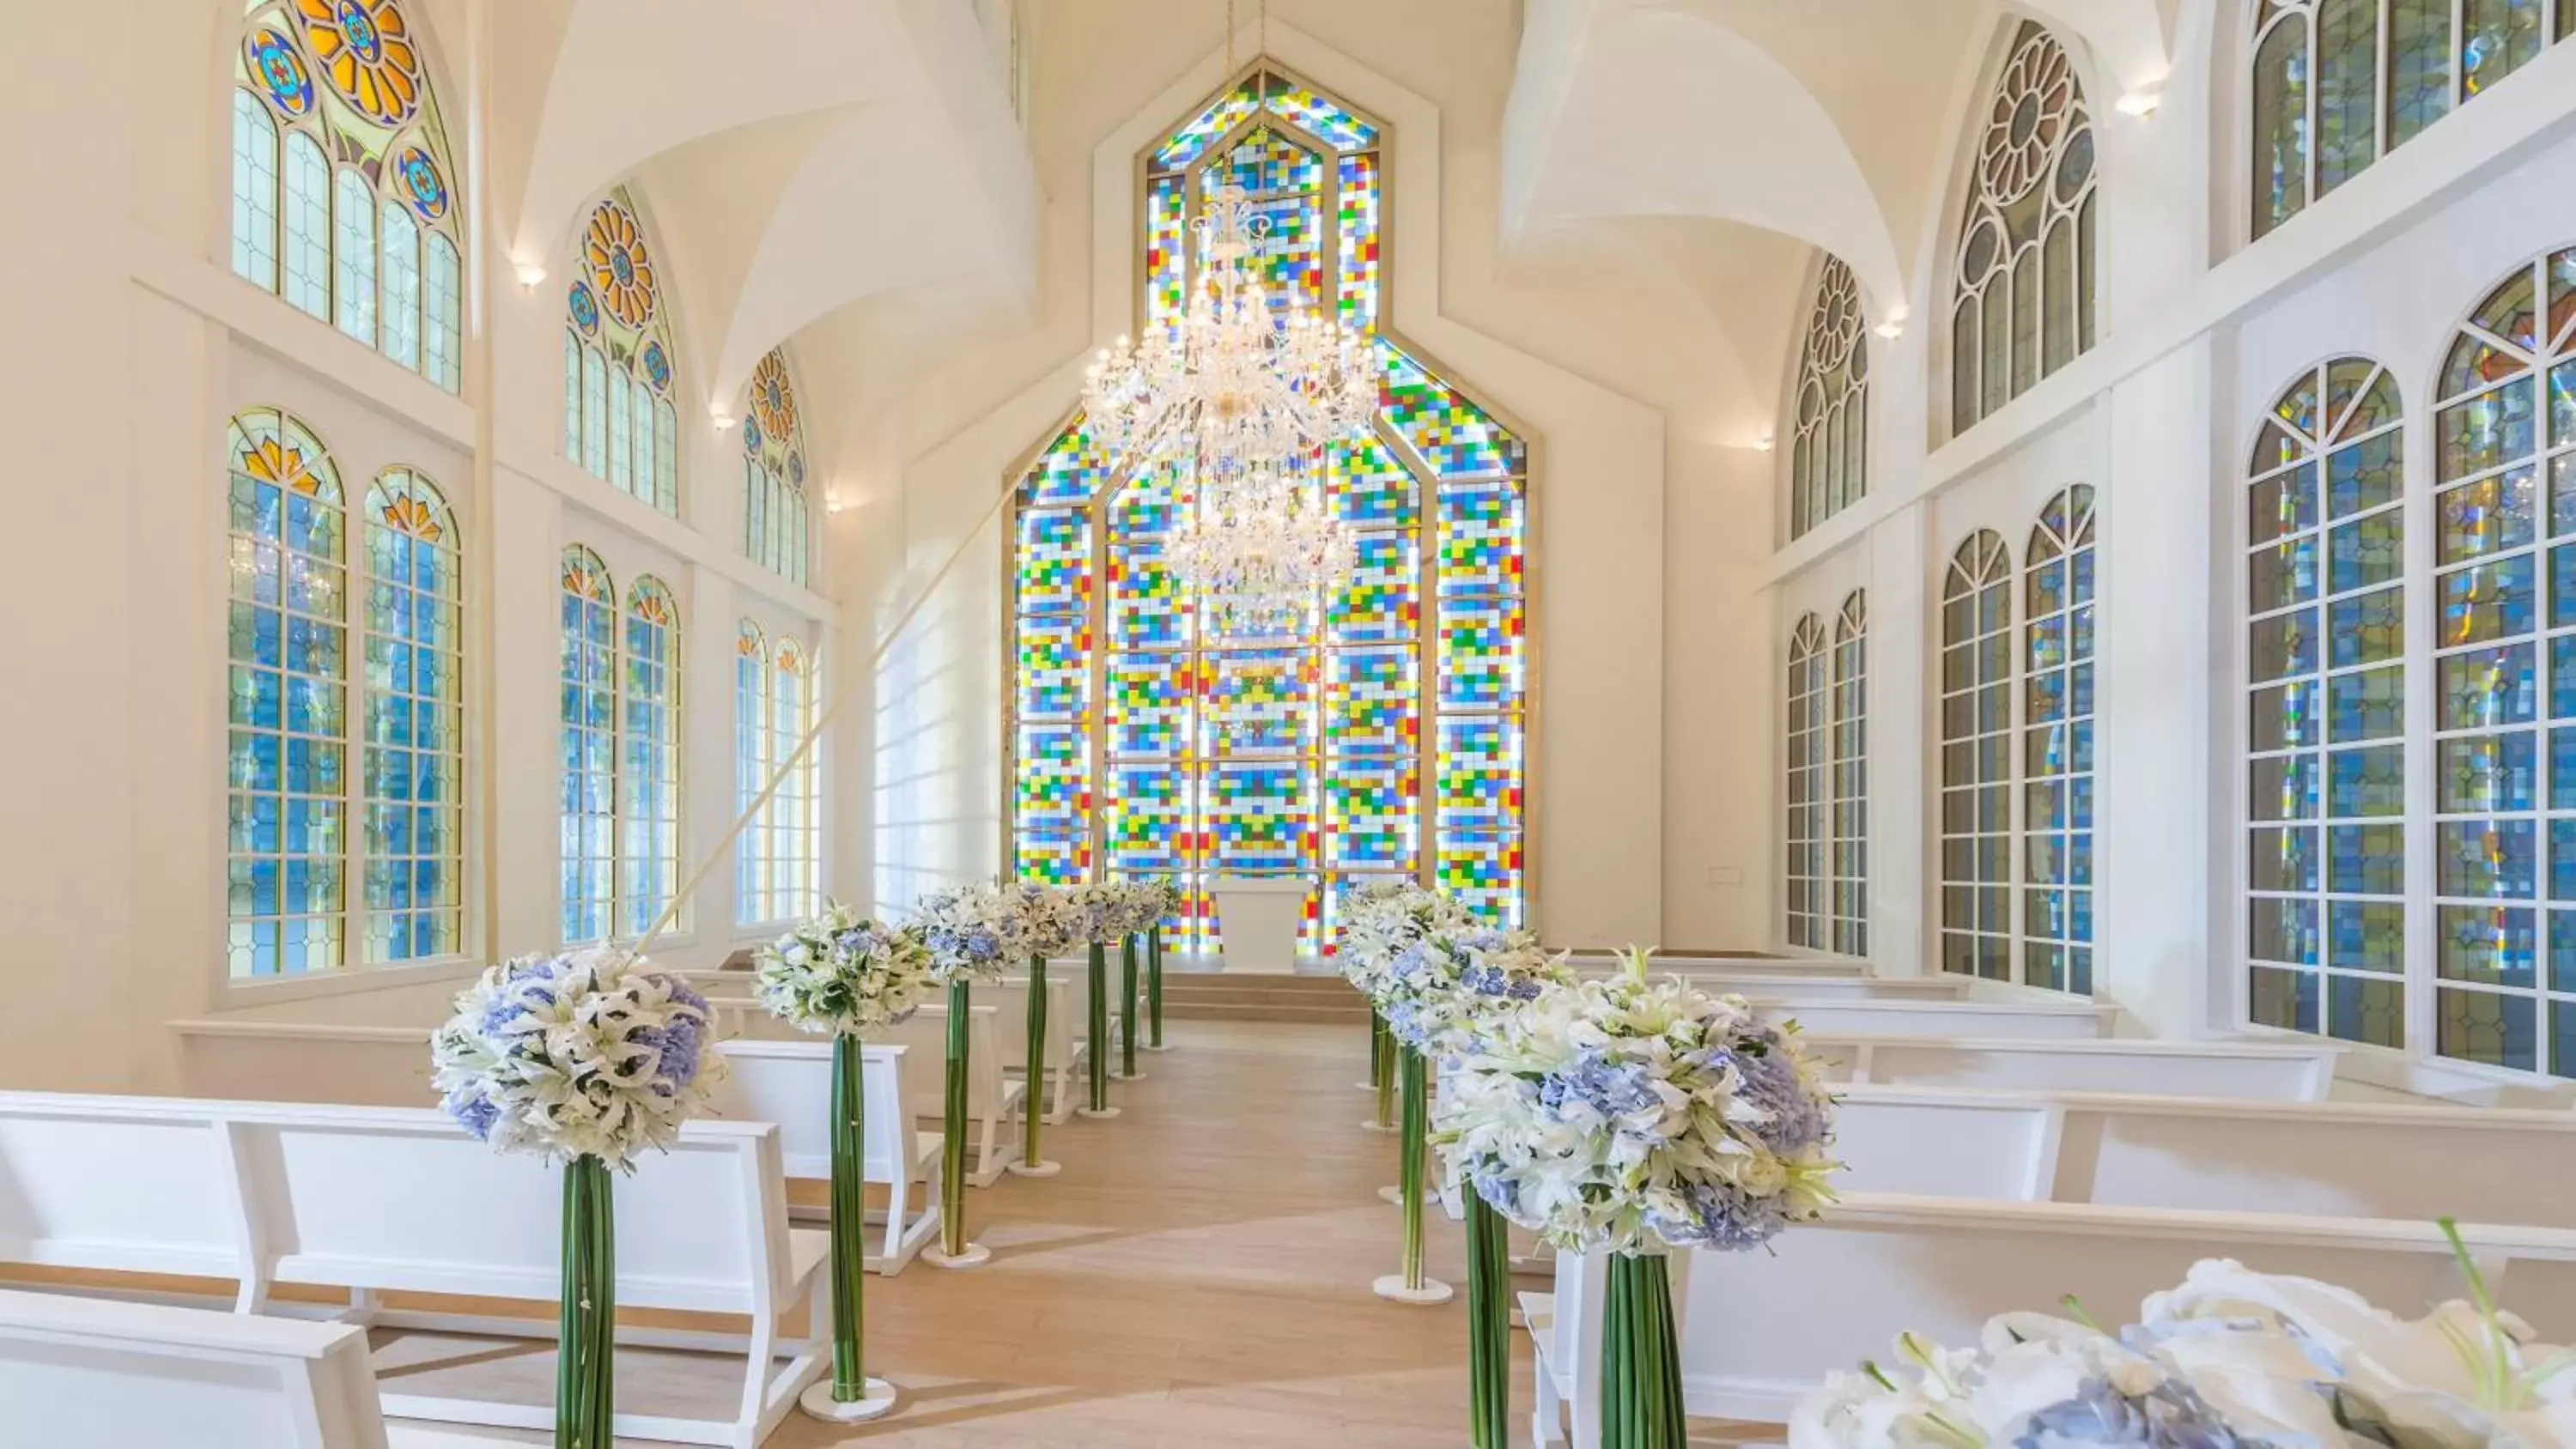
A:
444,1087,501,1142
1732,1043,1826,1154
1649,1179,1788,1250
2013,1376,2261,1448
1537,1051,1661,1119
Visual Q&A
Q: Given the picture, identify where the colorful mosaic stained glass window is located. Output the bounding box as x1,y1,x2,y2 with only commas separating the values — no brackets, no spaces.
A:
742,349,811,586
1951,21,2097,438
556,550,684,944
228,410,469,978
2024,487,2097,995
1789,257,1868,540
231,0,463,392
1785,615,1829,947
738,623,820,927
1831,591,1869,957
1005,68,1529,951
565,187,681,516
2251,0,2574,241
1941,530,2015,980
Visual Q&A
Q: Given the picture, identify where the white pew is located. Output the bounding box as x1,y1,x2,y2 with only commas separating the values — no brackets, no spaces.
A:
1560,951,1869,979
1803,1034,2338,1100
709,1040,942,1272
720,979,1088,1125
1575,969,1966,1001
699,999,1026,1185
1751,997,2113,1039
0,1091,826,1448
0,1288,392,1449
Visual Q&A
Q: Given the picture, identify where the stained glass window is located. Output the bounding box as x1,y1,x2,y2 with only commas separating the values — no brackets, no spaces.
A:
619,578,682,937
1831,591,1869,956
559,547,617,943
734,621,769,927
2424,249,2576,1076
2247,357,2404,1047
2250,0,2574,241
1786,615,1829,947
566,188,681,516
1005,68,1528,951
1941,530,2015,979
228,411,469,978
742,349,811,586
2024,488,2097,994
737,621,821,927
230,1,462,392
1789,257,1868,539
1951,21,2097,438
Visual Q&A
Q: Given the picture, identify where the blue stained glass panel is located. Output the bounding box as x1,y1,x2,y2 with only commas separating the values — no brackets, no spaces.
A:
2250,609,2318,682
2445,643,2538,727
2439,818,2537,898
2250,755,2319,820
2442,903,2538,984
2251,680,2319,751
2328,745,2403,815
2330,823,2404,894
2435,379,2534,483
2328,900,2405,972
2251,827,2319,893
2329,589,2404,667
2327,516,2401,595
2250,896,2320,965
2328,667,2403,743
2251,538,2319,610
2441,731,2538,812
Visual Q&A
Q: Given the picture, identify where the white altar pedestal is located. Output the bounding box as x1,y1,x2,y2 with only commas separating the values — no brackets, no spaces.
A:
1208,875,1311,973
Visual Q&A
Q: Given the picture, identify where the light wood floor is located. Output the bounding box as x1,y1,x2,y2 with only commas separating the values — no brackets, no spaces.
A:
368,1020,1771,1446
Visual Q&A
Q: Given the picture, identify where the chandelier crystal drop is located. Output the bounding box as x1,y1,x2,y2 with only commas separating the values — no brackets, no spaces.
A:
1080,181,1375,615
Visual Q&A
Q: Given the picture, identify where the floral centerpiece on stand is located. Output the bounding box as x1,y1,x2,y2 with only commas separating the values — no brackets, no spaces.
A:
912,880,1059,1266
1133,877,1182,1052
751,904,934,1422
1437,948,1842,1449
1791,1228,2576,1448
1340,881,1472,1132
1065,881,1132,1115
431,946,726,1449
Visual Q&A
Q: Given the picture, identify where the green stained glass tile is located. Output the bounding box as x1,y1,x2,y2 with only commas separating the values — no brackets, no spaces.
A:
2439,730,2537,813
2327,744,2403,816
2436,986,2536,1071
2329,822,2404,894
2326,973,2405,1047
2249,964,2319,1032
2328,900,2405,973
2329,588,2403,667
2251,680,2320,751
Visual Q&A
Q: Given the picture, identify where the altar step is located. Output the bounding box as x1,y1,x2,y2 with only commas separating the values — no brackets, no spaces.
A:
1159,972,1373,1024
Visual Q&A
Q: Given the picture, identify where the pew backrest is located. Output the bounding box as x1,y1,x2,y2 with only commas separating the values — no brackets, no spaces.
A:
710,1040,914,1182
1756,998,2113,1039
173,1021,430,1109
0,1288,389,1449
1573,970,1965,1002
1802,1034,2337,1100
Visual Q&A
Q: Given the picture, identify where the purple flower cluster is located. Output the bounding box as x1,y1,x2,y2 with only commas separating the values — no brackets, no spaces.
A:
1648,1178,1789,1251
637,977,711,1089
2014,1375,2256,1449
1729,1034,1829,1155
1537,1050,1662,1119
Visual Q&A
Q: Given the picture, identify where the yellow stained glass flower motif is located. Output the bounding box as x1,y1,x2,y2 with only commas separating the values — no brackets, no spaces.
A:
295,0,422,128
245,436,328,495
585,199,659,330
380,491,444,541
749,351,799,448
631,585,676,628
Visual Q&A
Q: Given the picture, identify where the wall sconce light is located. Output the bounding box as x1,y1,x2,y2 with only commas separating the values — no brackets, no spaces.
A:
513,261,546,288
2115,88,2163,117
1753,433,1776,453
710,408,737,432
1873,302,1910,341
825,491,853,515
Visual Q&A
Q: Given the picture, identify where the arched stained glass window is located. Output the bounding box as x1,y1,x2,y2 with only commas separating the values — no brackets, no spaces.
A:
742,349,811,586
2424,249,2576,1076
1831,591,1869,956
1005,67,1530,952
733,620,769,925
2024,488,2097,994
1785,615,1829,947
2246,358,2405,1047
559,547,617,943
768,638,821,924
361,468,462,961
228,411,471,978
2250,0,2575,240
619,578,682,936
231,1,463,392
1789,257,1868,540
566,188,681,516
1941,530,2015,979
1951,21,2097,437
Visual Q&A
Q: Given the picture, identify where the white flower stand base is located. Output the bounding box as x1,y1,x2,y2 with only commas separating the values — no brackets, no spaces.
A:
923,1243,991,1270
799,1379,897,1422
1007,1158,1062,1178
1372,1275,1454,1305
1376,1185,1402,1205
1077,1106,1121,1120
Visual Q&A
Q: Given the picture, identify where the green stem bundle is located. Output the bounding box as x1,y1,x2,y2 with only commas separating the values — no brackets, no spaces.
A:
1086,942,1110,1113
1373,1016,1397,1129
556,1155,616,1449
1120,935,1140,1076
1399,1046,1429,1289
1465,1195,1512,1448
940,979,971,1256
1022,954,1048,1163
1601,1253,1686,1449
1146,925,1164,1047
826,1034,868,1398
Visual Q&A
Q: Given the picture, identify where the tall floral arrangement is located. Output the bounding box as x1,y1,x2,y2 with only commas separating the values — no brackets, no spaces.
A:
1132,877,1182,1052
431,947,725,1447
751,906,933,1422
1379,924,1574,1062
1437,949,1841,1448
908,880,1066,1266
1791,1239,2576,1449
914,881,1012,984
1339,880,1473,1004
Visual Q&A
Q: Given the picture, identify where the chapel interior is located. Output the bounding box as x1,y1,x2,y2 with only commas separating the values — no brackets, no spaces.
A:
6,0,2576,1444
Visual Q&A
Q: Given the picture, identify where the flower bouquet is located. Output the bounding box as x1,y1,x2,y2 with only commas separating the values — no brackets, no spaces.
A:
1137,876,1182,1051
1437,948,1840,1449
1340,881,1471,1132
1791,1228,2576,1448
912,881,1050,1267
1109,882,1157,1081
752,905,933,1422
431,947,725,1449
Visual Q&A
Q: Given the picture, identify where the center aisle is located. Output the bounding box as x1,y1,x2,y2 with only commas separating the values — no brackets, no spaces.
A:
826,1017,1492,1446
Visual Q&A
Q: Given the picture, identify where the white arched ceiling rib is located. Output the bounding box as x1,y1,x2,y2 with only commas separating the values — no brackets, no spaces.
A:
709,0,1036,405
512,0,914,267
1499,0,1905,321
2020,0,2172,95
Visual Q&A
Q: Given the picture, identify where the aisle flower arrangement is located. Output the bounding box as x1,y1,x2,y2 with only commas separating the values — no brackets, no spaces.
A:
1340,881,1469,1132
1134,877,1182,1050
1068,880,1130,1118
1790,1234,2576,1449
912,880,1060,1266
752,905,935,1422
430,946,725,1449
1338,882,1479,1306
1437,948,1841,1448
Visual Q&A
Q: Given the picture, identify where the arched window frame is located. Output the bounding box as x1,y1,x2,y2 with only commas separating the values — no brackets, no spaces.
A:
227,409,469,978
230,1,465,392
559,546,618,945
2245,356,2407,1052
1001,65,1533,953
1789,257,1868,541
618,577,683,937
1831,590,1869,956
1940,530,2016,980
1785,614,1829,948
733,620,769,927
2024,486,2098,994
742,349,812,586
565,188,683,517
1948,19,2099,439
769,637,821,925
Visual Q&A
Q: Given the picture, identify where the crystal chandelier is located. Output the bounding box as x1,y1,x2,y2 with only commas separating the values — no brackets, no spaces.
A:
1081,177,1375,622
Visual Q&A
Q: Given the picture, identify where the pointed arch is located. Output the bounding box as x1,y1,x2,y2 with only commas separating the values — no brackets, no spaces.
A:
566,186,683,515
741,347,811,585
361,467,464,962
229,0,464,391
1947,19,2099,438
1786,612,1830,947
1788,254,1869,540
